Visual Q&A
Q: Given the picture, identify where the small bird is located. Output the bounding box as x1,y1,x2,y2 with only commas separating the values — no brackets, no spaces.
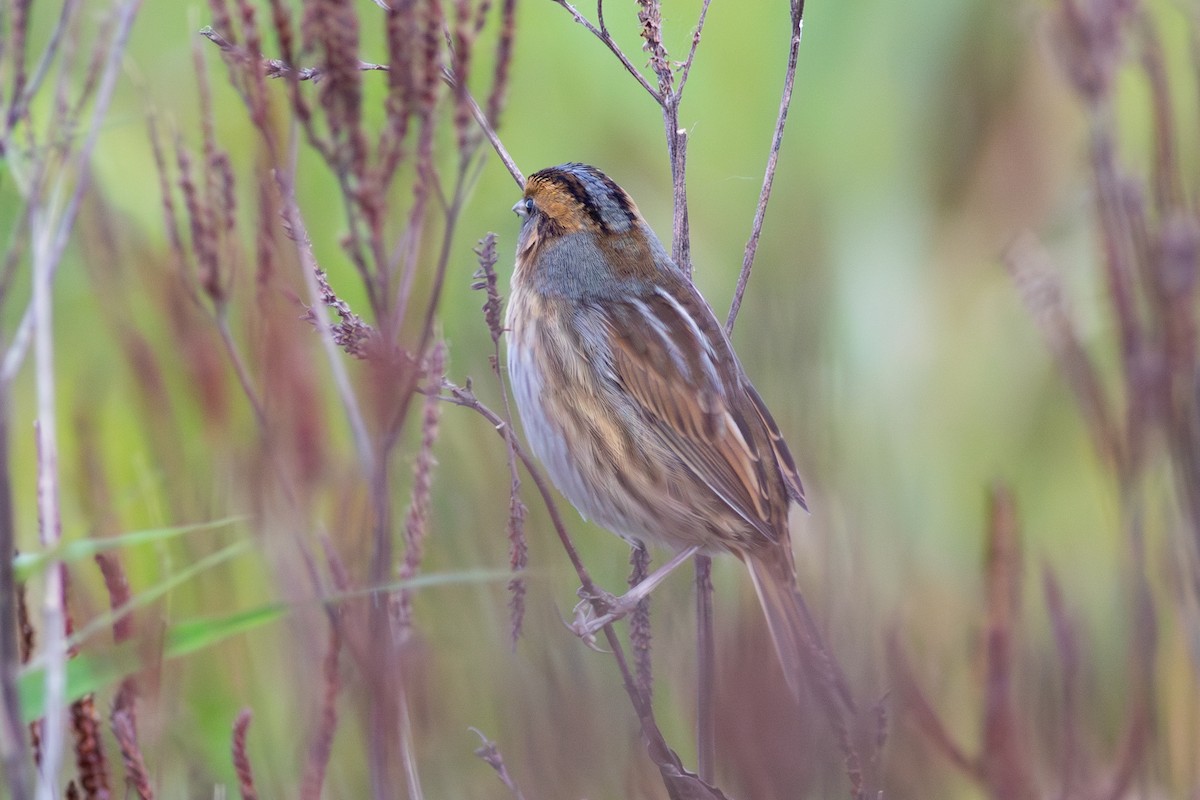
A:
506,162,814,698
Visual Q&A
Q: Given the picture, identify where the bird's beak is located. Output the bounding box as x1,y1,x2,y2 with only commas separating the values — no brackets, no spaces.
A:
512,200,526,218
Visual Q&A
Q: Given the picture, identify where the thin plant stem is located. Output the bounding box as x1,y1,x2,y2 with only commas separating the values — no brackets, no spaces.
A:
550,0,663,102
694,554,715,783
31,230,65,800
416,171,467,359
200,27,524,191
440,383,726,797
667,124,690,272
441,66,523,187
1,0,144,384
7,0,80,136
545,1,812,790
215,312,267,429
0,378,31,799
277,126,374,474
469,728,528,800
21,4,143,795
398,682,424,800
676,0,712,97
726,0,805,334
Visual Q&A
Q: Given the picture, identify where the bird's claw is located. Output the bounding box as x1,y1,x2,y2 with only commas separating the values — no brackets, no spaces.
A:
566,585,643,646
563,597,610,651
576,584,620,609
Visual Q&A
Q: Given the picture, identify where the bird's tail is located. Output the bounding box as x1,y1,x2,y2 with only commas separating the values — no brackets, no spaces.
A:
744,543,857,715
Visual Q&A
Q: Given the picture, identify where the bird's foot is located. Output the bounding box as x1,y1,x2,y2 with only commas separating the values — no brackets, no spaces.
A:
567,586,642,648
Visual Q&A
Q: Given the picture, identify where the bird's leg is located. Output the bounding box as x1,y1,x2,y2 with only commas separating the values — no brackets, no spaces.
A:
571,545,702,641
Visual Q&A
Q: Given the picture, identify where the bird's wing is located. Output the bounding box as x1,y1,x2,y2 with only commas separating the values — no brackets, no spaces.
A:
601,284,782,543
745,383,807,510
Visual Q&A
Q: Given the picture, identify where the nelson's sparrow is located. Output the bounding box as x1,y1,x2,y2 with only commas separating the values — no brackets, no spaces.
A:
506,163,811,697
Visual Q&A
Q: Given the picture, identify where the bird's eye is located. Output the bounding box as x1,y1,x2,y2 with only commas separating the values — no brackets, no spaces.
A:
512,196,537,219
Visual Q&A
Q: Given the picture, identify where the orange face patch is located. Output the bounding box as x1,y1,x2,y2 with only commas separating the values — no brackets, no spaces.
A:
524,176,601,234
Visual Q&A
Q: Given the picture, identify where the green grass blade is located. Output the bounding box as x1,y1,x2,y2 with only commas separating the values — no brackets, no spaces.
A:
19,644,138,722
164,603,288,659
17,564,514,723
67,539,251,649
13,516,245,580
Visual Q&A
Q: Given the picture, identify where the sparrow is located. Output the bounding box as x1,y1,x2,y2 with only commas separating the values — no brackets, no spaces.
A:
505,162,814,698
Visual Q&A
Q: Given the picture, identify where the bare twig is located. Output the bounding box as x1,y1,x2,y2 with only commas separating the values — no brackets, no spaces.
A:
216,314,269,428
470,728,528,800
1004,232,1121,467
629,543,652,700
471,234,529,646
676,0,713,97
415,170,468,360
200,26,387,81
32,118,68,800
1043,567,1080,800
201,24,524,190
6,0,81,138
484,0,517,134
0,383,31,799
0,4,146,786
2,0,143,388
539,2,822,792
440,382,599,605
726,0,805,334
1088,116,1146,471
16,580,41,766
693,554,715,783
276,135,374,473
299,623,342,800
981,486,1037,800
454,73,524,187
889,491,1044,799
396,341,446,632
1102,535,1156,800
1138,20,1182,214
199,10,519,800
439,381,731,799
667,127,690,271
550,0,663,103
397,683,425,800
888,632,983,780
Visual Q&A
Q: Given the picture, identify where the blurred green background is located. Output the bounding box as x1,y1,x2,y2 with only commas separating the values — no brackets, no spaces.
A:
5,0,1199,797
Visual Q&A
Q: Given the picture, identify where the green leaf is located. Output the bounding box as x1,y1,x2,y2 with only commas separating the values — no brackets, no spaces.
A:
16,564,516,723
13,516,244,580
164,603,288,659
68,540,252,649
323,568,519,604
19,601,285,724
19,644,137,722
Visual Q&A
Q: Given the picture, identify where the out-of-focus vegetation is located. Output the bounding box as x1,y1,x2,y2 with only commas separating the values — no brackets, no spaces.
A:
2,0,1198,797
